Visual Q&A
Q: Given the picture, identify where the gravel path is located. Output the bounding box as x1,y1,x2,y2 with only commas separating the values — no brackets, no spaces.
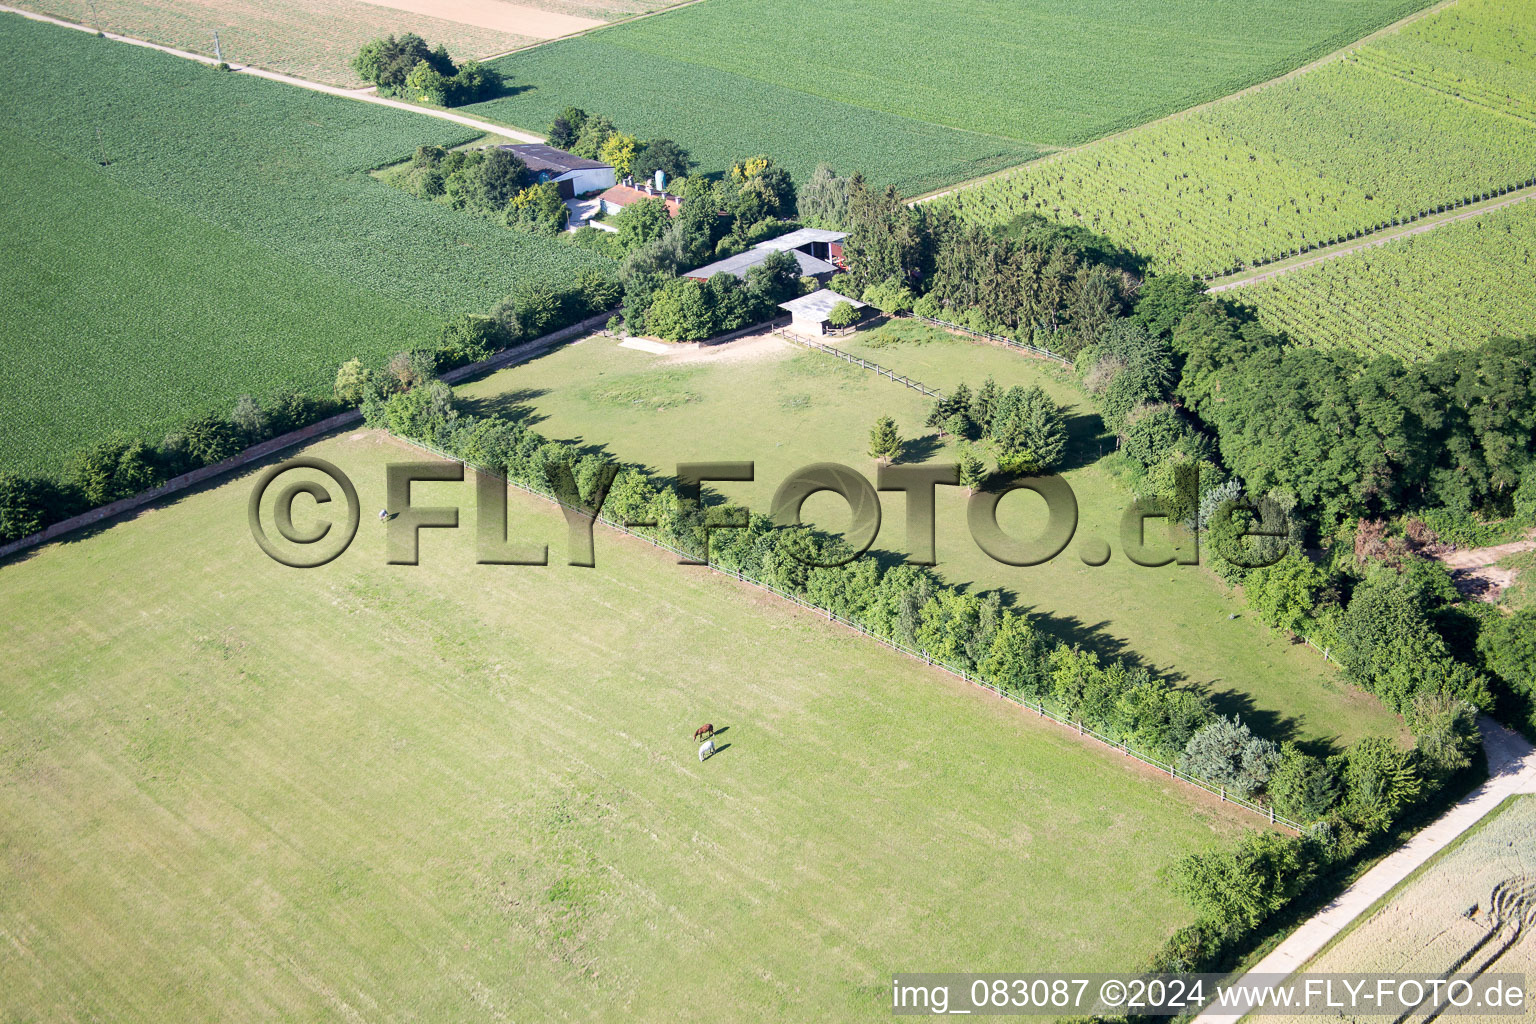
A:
1207,188,1536,293
0,4,543,142
1191,716,1536,1024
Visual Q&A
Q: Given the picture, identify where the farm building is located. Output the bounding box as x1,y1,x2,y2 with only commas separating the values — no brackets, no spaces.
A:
779,290,867,336
598,182,682,218
683,228,847,284
754,228,846,267
497,144,615,198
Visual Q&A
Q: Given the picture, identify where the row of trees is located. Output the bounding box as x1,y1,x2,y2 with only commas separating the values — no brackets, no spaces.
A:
369,366,1472,847
1112,284,1536,733
0,389,345,544
1155,685,1474,973
351,34,502,105
545,107,692,183
1164,297,1536,530
0,264,623,548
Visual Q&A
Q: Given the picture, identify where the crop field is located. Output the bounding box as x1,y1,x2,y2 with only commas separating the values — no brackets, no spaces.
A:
1241,199,1536,359
10,0,678,85
0,15,612,474
0,127,435,476
465,0,1425,191
461,39,1041,197
0,430,1254,1021
454,323,1405,754
1270,795,1535,1023
948,0,1536,277
1353,0,1536,125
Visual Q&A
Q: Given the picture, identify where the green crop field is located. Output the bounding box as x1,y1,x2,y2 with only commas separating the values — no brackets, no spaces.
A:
462,39,1042,197
465,0,1427,192
1353,0,1536,125
455,324,1406,754
0,430,1253,1021
948,0,1536,276
0,14,613,475
1239,199,1536,359
0,127,435,476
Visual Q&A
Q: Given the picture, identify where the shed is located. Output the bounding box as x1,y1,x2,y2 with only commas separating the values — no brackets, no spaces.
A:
778,290,868,336
684,247,836,283
497,144,615,198
754,227,847,267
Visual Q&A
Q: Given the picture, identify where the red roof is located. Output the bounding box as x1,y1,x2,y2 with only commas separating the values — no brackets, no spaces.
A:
599,185,681,216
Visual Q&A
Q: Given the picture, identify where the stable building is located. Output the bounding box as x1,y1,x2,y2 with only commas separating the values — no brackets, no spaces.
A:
753,227,847,268
497,144,615,198
682,228,848,284
778,289,867,336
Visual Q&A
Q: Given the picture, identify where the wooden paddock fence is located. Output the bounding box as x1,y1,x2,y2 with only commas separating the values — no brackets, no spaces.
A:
772,329,943,397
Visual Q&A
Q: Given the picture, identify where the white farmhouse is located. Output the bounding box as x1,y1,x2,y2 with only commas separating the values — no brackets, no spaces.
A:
497,144,615,198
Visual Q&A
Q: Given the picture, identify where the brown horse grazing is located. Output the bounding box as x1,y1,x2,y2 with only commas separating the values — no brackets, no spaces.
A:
693,724,714,741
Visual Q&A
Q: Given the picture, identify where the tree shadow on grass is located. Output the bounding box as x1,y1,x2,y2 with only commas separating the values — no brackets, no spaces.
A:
457,387,550,425
478,81,534,103
1196,685,1338,756
1056,409,1112,474
897,433,943,464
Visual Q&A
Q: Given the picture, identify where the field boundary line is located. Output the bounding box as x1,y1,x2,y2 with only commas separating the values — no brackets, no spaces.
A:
911,0,1458,203
473,0,713,62
1191,717,1536,1024
906,315,1074,366
0,310,614,565
1206,185,1536,292
393,430,1305,833
0,5,544,142
1347,50,1536,128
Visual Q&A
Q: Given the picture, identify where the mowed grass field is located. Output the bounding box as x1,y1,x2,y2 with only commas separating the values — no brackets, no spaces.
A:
466,0,1429,190
455,324,1405,754
0,15,612,475
0,430,1253,1021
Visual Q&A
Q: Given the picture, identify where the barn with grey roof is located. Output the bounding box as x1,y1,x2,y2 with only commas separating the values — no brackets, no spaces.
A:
683,229,847,284
496,144,615,198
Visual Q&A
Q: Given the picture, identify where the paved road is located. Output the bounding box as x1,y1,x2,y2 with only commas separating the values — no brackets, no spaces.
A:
1207,187,1536,293
0,4,543,142
1191,716,1536,1024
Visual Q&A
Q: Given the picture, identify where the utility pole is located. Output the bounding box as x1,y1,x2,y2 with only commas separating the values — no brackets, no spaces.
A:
213,31,223,62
